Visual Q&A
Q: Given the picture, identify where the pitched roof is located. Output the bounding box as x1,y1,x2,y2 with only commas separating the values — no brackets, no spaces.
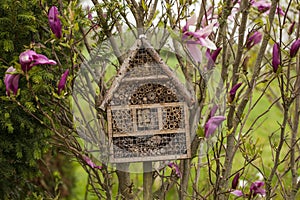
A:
99,37,194,110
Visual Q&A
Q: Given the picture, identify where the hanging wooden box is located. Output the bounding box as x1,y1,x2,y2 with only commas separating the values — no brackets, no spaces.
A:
100,38,193,163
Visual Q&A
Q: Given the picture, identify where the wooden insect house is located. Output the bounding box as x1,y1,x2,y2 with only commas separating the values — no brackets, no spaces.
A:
100,37,194,163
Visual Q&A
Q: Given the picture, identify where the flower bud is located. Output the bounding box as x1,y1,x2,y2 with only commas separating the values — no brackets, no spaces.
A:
58,69,69,95
288,21,295,35
4,66,20,96
48,6,62,38
272,43,280,72
290,39,300,58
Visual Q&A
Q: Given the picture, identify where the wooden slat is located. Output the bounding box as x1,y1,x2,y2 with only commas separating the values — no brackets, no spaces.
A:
107,108,115,159
184,104,191,158
122,75,169,82
157,107,163,130
109,102,185,111
132,108,137,132
110,154,190,163
112,129,186,137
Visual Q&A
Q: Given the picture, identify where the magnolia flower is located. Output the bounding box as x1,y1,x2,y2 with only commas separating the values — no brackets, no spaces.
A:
4,66,20,96
204,116,226,138
183,15,217,63
58,69,69,95
228,82,242,103
230,173,265,198
168,162,181,177
272,43,280,72
251,0,284,15
48,6,62,38
204,105,226,138
231,190,244,197
186,42,203,63
232,173,240,189
86,6,93,20
184,22,217,50
19,50,57,72
246,31,262,49
251,0,271,12
206,47,222,70
288,21,295,35
83,155,102,169
228,2,240,21
290,39,300,58
208,104,218,119
250,181,266,197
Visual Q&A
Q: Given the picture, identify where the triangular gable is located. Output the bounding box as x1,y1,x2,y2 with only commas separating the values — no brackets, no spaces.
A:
100,38,194,110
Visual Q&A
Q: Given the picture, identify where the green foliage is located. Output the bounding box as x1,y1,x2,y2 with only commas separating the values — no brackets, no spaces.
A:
0,0,77,198
0,0,38,60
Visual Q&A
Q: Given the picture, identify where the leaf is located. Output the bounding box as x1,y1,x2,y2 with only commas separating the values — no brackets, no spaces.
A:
3,39,14,52
17,14,36,23
0,17,10,25
33,149,41,159
31,75,42,84
6,123,14,133
25,102,36,112
23,25,37,33
4,112,10,119
141,0,148,11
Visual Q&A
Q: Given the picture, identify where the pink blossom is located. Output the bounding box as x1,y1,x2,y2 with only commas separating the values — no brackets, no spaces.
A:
83,155,102,169
290,39,300,58
204,105,226,138
182,16,217,63
168,162,181,177
252,0,271,12
206,47,222,70
231,190,244,197
19,50,57,72
272,43,280,72
48,6,62,38
231,173,240,189
208,104,218,119
186,23,217,50
250,181,266,197
4,66,20,96
228,82,242,103
58,69,69,95
246,31,262,49
288,21,295,35
204,116,226,138
251,0,284,15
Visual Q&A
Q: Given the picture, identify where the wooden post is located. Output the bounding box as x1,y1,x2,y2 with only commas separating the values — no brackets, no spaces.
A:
116,163,134,199
143,161,153,200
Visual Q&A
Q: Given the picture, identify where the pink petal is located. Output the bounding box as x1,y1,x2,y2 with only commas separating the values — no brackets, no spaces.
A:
231,190,243,197
12,75,20,95
194,23,215,38
4,67,20,96
209,105,218,118
205,116,226,138
187,43,202,63
183,14,197,33
32,54,57,66
198,38,217,50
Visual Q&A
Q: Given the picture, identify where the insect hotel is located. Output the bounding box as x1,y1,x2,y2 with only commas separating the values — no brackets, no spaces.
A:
100,37,194,163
